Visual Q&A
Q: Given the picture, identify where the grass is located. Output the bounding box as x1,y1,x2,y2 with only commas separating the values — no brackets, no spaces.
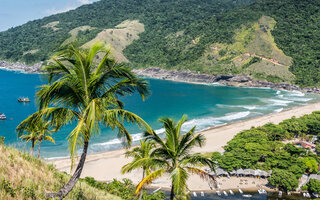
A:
0,143,121,200
183,16,294,83
83,20,145,63
61,26,95,47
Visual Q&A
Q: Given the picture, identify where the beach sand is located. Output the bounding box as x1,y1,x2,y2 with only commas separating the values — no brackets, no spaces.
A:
52,102,320,191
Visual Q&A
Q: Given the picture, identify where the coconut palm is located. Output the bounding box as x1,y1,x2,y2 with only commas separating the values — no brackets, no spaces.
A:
17,118,55,158
19,43,152,199
121,140,158,200
136,115,215,200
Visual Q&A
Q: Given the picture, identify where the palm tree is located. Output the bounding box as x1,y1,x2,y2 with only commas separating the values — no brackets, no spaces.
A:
17,118,55,158
18,43,152,199
121,140,157,200
18,128,37,155
135,115,215,200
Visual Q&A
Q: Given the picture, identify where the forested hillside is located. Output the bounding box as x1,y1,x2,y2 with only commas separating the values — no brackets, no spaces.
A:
0,0,319,86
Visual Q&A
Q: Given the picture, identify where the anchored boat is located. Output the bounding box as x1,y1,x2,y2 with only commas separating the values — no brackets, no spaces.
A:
18,97,31,103
0,113,6,120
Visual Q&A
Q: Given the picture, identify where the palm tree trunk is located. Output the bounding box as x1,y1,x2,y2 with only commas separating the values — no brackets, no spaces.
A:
46,141,89,199
31,140,35,155
170,184,174,200
38,142,41,158
139,169,145,200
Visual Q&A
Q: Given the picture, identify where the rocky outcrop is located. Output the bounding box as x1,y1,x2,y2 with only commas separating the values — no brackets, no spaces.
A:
133,67,320,94
0,60,41,73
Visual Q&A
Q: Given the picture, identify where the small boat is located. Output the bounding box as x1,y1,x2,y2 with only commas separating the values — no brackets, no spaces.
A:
193,192,197,197
18,97,31,103
313,192,320,198
238,189,243,194
0,113,6,120
305,192,311,198
229,190,234,195
242,194,252,198
258,189,267,194
216,191,221,196
200,191,204,197
223,191,228,196
278,191,282,196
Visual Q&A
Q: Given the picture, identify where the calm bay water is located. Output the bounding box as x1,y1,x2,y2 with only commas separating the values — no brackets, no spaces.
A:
0,69,319,158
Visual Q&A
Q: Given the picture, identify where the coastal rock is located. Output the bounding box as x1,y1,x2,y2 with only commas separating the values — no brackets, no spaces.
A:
0,60,42,73
132,67,318,94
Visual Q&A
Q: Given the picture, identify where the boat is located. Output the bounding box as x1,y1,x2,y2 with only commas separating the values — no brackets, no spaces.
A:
238,189,243,194
229,190,234,195
313,192,320,198
223,191,228,196
216,191,221,196
0,113,6,120
305,192,311,198
258,189,267,194
200,191,204,197
193,192,197,197
242,194,252,198
18,97,31,103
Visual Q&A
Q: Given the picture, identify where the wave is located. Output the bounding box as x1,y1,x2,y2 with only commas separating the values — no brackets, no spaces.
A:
274,108,284,113
267,99,293,106
276,90,281,95
280,97,312,102
217,104,257,110
287,91,305,97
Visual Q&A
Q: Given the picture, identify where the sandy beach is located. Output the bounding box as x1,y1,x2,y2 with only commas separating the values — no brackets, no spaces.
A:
52,102,320,191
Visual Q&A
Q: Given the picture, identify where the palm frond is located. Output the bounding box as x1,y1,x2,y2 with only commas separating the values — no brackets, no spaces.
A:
135,168,165,195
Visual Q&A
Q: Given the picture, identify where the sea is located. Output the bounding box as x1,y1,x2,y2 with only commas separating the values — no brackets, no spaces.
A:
0,69,320,159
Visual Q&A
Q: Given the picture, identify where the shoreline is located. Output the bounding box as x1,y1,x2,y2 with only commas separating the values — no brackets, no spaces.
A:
51,101,320,191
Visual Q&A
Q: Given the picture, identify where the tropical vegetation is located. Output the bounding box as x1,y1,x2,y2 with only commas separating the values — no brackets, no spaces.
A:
16,42,153,199
134,115,214,199
0,0,320,86
16,117,55,158
212,111,320,191
121,140,157,199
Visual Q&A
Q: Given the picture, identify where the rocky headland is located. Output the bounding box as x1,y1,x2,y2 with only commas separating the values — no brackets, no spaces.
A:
0,60,41,73
133,67,320,94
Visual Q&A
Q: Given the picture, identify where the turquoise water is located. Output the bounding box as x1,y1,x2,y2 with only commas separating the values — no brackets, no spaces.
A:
0,69,319,158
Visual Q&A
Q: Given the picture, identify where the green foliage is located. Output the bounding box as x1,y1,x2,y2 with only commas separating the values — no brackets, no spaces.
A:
307,179,320,194
241,56,262,69
214,112,320,181
268,169,299,191
0,137,5,145
83,177,165,200
303,157,318,173
1,0,319,86
0,177,16,197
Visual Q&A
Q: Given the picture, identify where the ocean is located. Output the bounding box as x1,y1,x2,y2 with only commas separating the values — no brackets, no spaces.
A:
0,69,319,158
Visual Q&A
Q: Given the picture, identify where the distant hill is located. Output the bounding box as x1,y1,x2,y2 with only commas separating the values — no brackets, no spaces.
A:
0,0,319,87
0,142,120,199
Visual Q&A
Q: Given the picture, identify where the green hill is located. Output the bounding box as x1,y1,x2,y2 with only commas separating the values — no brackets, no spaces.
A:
0,142,121,199
0,0,319,86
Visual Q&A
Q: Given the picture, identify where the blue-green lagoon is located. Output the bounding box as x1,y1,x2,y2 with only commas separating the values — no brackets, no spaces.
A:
0,69,319,158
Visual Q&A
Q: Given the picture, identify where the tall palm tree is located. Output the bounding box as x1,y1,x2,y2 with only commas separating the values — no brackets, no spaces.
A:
19,43,152,199
17,118,55,158
121,140,158,200
136,115,215,200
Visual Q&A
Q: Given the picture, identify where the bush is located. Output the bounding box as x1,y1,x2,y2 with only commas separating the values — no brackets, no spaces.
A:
307,179,320,193
268,169,299,191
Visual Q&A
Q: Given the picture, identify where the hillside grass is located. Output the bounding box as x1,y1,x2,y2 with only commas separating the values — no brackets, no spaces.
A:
83,20,144,63
0,143,121,200
183,16,294,83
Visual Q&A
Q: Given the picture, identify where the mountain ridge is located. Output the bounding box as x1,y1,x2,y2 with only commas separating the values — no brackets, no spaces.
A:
0,0,319,87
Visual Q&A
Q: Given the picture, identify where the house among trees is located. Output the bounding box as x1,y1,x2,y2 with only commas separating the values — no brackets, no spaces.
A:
295,141,316,150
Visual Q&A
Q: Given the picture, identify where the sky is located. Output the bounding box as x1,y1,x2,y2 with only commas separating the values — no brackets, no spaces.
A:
0,0,98,31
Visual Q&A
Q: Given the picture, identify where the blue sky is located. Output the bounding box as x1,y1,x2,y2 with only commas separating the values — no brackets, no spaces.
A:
0,0,98,31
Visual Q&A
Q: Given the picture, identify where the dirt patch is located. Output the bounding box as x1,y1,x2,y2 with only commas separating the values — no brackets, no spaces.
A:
42,21,60,31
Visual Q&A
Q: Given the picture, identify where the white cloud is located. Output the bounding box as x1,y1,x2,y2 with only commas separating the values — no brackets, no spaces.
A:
78,0,92,4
